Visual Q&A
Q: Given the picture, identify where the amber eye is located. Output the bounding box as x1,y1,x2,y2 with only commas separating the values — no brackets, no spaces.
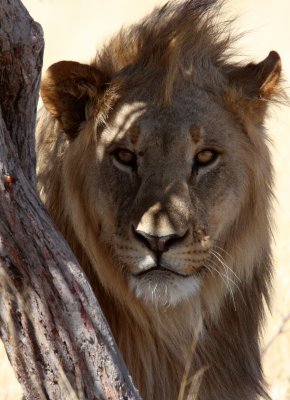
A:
194,149,218,168
113,148,137,168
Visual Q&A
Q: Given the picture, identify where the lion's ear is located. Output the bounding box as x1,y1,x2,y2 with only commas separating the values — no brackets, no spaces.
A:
226,51,282,122
41,61,108,138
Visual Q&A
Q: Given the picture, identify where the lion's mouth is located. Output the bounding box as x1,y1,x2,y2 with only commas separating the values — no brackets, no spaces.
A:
132,265,205,278
128,262,205,306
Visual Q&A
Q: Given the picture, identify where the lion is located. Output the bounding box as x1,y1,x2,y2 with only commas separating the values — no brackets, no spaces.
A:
36,1,282,399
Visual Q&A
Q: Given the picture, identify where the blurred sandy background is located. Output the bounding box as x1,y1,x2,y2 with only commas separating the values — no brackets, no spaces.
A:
1,0,289,399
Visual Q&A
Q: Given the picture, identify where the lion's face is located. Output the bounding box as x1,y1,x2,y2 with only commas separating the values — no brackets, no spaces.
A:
69,86,248,306
39,42,280,308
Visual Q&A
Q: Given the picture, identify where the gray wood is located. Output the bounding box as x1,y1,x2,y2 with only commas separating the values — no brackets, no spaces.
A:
0,1,140,399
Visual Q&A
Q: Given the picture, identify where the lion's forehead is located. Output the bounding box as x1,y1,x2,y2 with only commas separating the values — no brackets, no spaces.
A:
102,96,237,156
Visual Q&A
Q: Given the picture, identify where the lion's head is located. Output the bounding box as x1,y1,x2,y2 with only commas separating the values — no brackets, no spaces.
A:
36,1,282,399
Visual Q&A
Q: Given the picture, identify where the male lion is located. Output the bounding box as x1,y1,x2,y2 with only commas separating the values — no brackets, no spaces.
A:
36,1,282,399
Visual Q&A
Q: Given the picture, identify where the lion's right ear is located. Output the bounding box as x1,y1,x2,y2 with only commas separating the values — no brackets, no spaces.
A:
41,61,108,138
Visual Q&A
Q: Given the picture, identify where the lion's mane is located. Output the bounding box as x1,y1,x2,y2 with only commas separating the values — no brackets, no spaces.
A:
36,1,282,399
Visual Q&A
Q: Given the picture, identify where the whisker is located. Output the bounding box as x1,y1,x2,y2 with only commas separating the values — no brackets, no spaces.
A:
208,258,239,289
213,244,234,262
205,260,236,310
211,250,241,283
204,261,231,290
208,250,247,306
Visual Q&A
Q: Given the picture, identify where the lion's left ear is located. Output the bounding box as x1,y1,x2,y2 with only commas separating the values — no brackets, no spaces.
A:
226,51,282,122
41,61,108,138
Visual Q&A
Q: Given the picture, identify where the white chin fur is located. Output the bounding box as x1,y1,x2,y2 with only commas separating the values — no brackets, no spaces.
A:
129,272,201,307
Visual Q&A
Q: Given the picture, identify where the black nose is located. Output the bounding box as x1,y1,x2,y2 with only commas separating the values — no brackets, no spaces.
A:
133,228,187,253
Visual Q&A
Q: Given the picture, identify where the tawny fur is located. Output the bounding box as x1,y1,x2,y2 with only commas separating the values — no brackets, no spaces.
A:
36,1,282,399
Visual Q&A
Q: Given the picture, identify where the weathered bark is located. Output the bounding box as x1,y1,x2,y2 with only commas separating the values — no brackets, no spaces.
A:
0,1,140,399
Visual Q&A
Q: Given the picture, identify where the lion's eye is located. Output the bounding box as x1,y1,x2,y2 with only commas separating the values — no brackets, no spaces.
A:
113,148,137,168
194,149,218,168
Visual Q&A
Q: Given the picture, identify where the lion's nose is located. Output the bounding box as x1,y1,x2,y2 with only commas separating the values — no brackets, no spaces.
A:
133,228,187,253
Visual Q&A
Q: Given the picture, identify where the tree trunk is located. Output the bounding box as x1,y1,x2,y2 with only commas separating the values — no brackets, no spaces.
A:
0,1,140,399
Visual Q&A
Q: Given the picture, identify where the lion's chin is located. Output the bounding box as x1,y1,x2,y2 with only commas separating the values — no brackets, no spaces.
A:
128,271,201,307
